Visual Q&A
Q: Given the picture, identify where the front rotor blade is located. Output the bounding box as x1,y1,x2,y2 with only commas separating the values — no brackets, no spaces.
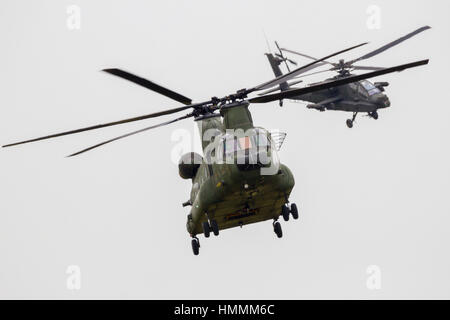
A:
252,42,368,92
350,26,431,64
249,59,429,103
2,104,198,148
103,68,192,105
67,114,193,157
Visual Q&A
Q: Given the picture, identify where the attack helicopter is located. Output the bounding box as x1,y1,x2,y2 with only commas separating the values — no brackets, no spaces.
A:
3,43,428,255
265,26,430,127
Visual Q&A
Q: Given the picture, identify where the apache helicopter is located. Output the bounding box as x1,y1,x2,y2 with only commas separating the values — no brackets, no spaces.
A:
265,26,431,128
3,43,428,255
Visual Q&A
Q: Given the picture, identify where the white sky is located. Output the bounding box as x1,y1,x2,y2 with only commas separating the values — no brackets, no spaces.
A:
0,0,448,299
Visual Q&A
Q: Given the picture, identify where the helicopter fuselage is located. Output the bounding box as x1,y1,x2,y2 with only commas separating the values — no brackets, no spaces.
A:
292,78,391,113
181,103,295,236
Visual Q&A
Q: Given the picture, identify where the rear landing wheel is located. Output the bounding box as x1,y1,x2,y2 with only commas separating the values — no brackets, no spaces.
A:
273,221,283,238
191,238,200,256
290,203,299,220
281,205,290,221
210,219,219,236
202,221,211,238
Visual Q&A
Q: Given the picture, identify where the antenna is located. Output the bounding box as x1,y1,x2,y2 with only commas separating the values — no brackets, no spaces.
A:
262,29,272,53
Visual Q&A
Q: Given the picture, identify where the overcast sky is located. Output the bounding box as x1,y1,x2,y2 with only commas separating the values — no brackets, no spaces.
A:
0,0,448,299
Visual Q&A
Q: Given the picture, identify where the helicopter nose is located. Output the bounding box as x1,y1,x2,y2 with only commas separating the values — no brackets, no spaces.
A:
375,94,390,108
381,96,390,108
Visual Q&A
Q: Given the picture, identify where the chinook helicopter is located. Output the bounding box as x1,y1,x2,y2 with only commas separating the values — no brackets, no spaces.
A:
3,43,428,255
265,26,430,127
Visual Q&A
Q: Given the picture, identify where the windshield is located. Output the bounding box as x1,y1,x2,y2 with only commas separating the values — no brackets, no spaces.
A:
360,80,381,96
222,129,269,156
215,128,279,174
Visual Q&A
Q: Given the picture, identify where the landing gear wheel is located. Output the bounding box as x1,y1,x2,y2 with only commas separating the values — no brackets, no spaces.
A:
210,219,219,236
290,203,299,220
346,119,353,128
191,238,200,256
273,221,283,238
347,112,358,128
281,205,290,221
202,221,211,238
370,111,379,120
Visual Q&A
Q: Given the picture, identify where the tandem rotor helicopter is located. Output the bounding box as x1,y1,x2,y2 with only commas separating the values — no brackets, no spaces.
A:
3,39,428,255
265,26,430,127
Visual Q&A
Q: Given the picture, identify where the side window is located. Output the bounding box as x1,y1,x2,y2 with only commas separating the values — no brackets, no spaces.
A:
358,85,368,98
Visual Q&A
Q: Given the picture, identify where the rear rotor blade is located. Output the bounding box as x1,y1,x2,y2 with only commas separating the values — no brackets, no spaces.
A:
103,68,192,105
2,104,200,148
349,26,431,64
67,114,193,157
275,41,291,72
249,59,429,103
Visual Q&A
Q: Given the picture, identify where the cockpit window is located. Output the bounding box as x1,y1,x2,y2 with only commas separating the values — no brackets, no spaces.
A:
219,129,271,161
360,80,381,96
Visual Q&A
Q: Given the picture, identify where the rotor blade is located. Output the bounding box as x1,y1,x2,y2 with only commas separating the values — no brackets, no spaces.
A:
275,41,291,72
280,48,335,66
293,69,333,79
257,79,303,96
287,59,298,66
252,42,368,92
249,59,429,103
352,66,385,71
349,26,431,64
67,114,193,157
103,68,192,105
2,103,202,148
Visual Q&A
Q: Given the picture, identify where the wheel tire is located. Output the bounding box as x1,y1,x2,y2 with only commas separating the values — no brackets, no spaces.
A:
372,111,379,120
290,203,299,220
273,222,283,238
191,239,200,256
202,221,211,238
346,119,353,128
210,219,219,236
281,205,290,221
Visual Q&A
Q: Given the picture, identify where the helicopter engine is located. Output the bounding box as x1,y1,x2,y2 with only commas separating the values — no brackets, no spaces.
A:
178,152,203,179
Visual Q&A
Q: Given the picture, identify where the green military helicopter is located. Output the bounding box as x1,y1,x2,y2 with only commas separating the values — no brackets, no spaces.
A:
3,43,428,255
265,26,430,127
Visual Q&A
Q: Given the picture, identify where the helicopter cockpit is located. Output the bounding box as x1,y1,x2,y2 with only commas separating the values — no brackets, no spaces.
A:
349,80,381,97
360,80,381,96
214,127,280,174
